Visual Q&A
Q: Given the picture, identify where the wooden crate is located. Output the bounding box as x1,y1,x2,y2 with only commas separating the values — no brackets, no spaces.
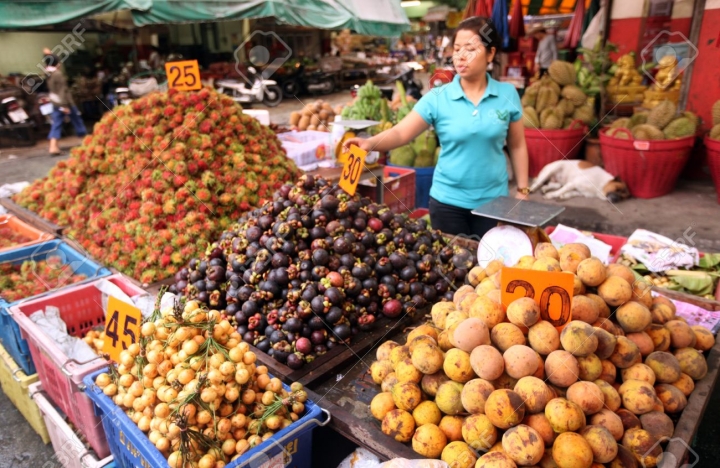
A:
255,312,418,387
653,286,720,312
304,323,421,460
666,335,720,464
0,198,64,236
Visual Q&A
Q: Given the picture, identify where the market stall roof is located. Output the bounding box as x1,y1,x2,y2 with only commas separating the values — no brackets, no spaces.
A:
0,0,409,36
0,0,151,28
131,0,410,36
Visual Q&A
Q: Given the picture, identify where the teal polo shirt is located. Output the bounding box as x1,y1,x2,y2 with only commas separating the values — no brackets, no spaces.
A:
413,74,522,210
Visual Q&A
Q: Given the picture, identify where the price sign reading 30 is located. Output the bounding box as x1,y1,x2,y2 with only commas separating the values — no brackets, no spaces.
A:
500,267,574,328
102,296,143,362
338,145,367,196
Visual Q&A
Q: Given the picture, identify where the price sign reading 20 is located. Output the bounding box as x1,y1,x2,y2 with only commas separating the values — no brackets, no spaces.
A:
500,267,574,328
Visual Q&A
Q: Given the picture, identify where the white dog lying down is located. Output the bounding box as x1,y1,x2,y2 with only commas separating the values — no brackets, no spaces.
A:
530,160,630,202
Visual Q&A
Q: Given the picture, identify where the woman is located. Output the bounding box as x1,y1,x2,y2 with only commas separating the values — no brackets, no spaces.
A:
344,17,529,238
45,54,87,155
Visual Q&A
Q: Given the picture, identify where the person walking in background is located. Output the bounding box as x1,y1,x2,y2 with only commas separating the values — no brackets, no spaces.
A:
530,26,557,76
44,54,87,155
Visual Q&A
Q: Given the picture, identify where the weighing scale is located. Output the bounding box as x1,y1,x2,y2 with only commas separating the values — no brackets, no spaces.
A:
471,196,566,227
471,196,566,267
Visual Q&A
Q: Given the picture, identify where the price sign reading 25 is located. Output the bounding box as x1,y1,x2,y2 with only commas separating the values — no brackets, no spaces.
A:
500,267,574,328
165,60,202,91
102,296,143,362
338,145,367,196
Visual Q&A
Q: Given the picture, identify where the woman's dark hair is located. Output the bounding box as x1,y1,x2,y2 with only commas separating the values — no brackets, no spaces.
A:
451,16,501,53
43,54,60,67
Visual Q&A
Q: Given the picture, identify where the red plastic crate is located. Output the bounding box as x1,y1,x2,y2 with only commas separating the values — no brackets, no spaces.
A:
9,274,147,459
358,166,416,214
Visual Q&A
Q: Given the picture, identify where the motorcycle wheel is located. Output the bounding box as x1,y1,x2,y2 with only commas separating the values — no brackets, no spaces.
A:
282,80,300,98
318,79,335,95
262,85,283,107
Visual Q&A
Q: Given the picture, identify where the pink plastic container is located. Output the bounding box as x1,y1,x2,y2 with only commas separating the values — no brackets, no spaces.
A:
9,274,146,459
30,382,114,468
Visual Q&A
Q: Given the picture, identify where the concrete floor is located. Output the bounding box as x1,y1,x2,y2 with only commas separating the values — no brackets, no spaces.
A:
1,86,720,466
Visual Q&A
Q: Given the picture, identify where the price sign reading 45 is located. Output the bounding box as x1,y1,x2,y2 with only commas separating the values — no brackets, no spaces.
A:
165,60,202,91
338,145,367,196
102,296,143,362
500,267,574,328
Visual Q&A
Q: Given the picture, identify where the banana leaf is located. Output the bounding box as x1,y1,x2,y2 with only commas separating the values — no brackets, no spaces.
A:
698,253,720,270
667,273,715,296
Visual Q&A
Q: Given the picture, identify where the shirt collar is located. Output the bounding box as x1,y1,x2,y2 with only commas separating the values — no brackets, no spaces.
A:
448,73,499,102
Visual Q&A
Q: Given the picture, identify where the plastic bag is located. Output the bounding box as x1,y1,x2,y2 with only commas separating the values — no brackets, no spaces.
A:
337,448,380,468
336,449,449,468
95,279,174,318
380,460,449,468
30,306,97,363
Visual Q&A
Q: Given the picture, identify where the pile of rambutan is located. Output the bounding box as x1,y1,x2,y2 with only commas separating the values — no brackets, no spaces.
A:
14,87,301,284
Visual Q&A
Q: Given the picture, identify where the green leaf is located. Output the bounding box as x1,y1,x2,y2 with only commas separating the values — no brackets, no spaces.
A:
668,274,715,295
698,253,720,270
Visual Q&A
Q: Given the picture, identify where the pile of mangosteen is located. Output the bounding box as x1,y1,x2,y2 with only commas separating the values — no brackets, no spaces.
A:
171,174,476,369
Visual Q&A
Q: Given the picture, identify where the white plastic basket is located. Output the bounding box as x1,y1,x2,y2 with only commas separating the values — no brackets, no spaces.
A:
29,381,114,468
278,130,331,166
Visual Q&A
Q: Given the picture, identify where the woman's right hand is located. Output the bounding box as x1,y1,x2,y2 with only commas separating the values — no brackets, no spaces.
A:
342,137,373,153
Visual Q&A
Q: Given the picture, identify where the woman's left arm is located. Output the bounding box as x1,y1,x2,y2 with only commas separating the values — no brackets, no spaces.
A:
507,119,530,200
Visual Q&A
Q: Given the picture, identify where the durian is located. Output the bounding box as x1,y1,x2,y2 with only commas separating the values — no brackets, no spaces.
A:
548,61,577,86
632,124,665,141
647,100,676,129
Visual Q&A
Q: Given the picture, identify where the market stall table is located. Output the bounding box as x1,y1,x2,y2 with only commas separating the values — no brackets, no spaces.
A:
305,164,385,204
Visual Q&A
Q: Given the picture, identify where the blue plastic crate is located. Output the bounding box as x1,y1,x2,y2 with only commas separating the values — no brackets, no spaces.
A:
0,240,111,375
83,368,330,468
389,163,434,209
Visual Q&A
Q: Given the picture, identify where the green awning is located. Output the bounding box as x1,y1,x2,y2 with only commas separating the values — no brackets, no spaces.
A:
0,0,151,28
131,0,410,36
0,0,410,37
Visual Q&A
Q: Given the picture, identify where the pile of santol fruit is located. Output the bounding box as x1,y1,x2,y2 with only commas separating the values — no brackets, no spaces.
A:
368,242,712,468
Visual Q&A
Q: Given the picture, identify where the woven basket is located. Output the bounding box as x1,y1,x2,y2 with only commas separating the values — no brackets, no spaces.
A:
599,128,694,198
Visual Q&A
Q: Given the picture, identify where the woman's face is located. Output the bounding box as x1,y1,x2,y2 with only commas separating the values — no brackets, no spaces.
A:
453,29,495,79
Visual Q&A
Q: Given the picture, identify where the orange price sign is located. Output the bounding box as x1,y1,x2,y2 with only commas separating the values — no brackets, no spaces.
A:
102,296,142,362
164,60,202,91
500,267,574,328
338,145,367,196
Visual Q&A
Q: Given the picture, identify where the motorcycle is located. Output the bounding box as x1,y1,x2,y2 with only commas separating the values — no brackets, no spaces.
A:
0,87,37,146
353,62,423,101
0,96,30,125
282,58,340,97
215,67,283,107
36,93,54,124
